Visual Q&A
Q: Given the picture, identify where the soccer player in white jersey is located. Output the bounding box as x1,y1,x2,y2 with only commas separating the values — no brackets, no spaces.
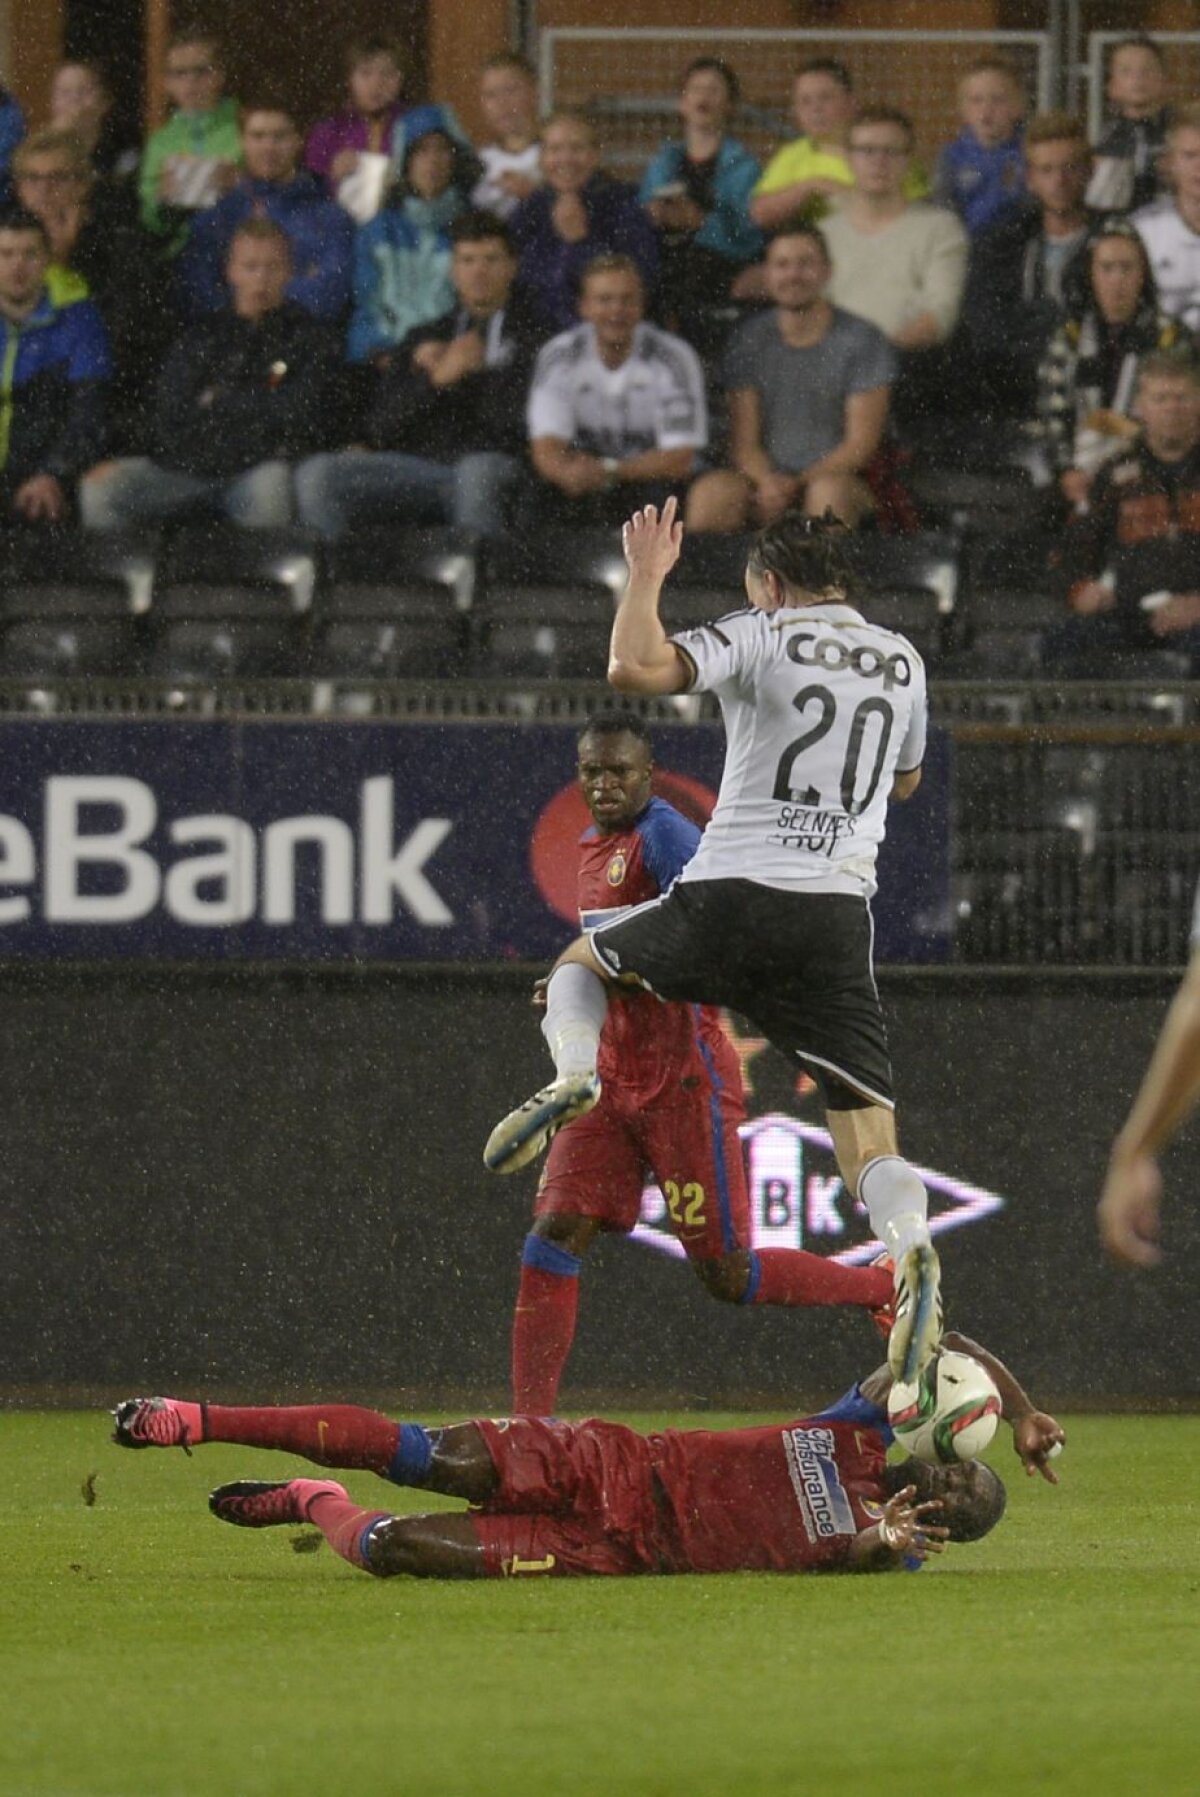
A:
1098,872,1200,1267
485,499,942,1381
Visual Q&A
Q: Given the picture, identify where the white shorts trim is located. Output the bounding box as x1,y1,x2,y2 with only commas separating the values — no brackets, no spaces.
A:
793,1046,895,1111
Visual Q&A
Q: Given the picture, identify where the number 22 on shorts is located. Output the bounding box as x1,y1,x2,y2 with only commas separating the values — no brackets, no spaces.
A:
664,1180,706,1229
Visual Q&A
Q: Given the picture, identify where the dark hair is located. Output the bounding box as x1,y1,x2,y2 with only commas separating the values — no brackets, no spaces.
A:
449,210,514,252
887,1458,1008,1545
0,205,50,248
767,219,830,261
229,215,292,257
1137,348,1200,389
581,252,643,292
167,27,223,63
747,509,855,600
346,36,404,73
481,50,537,82
683,57,740,106
1108,33,1166,72
796,56,853,93
850,104,915,150
1024,110,1089,150
578,709,653,750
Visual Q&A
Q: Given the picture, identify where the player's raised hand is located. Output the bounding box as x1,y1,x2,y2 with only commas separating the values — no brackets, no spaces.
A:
622,497,683,588
1012,1410,1066,1483
1098,1151,1164,1268
877,1486,949,1560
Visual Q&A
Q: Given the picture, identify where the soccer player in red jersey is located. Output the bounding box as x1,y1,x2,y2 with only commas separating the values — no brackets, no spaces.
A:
111,1332,1065,1580
512,711,895,1414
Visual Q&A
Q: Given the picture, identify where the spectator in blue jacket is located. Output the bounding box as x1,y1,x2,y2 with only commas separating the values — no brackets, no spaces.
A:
934,57,1027,238
639,58,763,349
347,109,474,365
176,102,354,321
0,208,111,523
81,219,339,531
511,112,658,334
0,82,26,199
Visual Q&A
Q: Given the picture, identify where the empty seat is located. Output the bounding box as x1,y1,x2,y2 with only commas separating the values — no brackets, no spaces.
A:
841,531,961,663
147,525,320,680
0,528,155,677
478,529,626,678
316,526,477,680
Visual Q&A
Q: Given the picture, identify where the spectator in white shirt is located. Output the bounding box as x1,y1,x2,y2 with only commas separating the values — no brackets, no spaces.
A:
1134,104,1200,336
472,52,541,221
519,252,708,530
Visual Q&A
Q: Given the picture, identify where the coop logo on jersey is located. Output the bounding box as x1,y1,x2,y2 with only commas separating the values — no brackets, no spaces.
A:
783,1425,857,1541
606,851,627,887
631,1114,1005,1264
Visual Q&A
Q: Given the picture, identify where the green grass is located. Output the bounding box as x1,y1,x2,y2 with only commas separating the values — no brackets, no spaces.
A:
2,1411,1197,1797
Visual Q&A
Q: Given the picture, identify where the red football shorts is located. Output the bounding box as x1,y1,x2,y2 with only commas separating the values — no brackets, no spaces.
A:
533,1076,750,1261
470,1416,665,1578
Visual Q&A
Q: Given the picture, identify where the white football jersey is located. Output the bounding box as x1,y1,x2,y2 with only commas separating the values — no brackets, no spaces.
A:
671,602,927,897
527,321,708,460
1132,200,1200,333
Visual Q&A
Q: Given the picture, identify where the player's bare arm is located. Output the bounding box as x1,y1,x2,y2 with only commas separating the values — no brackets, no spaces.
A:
941,1331,1066,1483
891,766,922,801
861,1332,1066,1484
607,498,691,696
1098,947,1200,1267
846,1486,949,1572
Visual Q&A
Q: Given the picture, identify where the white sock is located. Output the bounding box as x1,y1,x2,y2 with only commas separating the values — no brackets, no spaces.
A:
541,962,608,1079
859,1155,931,1260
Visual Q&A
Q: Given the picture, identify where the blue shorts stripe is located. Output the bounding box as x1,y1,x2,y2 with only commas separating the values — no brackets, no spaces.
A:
691,1008,736,1255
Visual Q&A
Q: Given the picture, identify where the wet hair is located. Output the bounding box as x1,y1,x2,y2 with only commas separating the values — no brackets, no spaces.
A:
581,252,643,292
481,50,537,83
683,57,740,107
346,36,404,74
1024,110,1088,150
795,57,853,94
849,104,915,150
449,210,514,252
13,127,94,183
239,98,298,129
1108,34,1165,73
578,709,652,751
767,219,831,261
0,205,50,248
746,509,856,602
229,215,293,259
1137,348,1200,390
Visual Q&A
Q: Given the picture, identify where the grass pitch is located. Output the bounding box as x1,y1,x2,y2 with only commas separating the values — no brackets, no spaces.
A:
2,1410,1196,1797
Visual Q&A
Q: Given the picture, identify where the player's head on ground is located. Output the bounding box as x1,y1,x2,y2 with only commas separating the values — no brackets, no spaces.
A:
885,1455,1007,1543
744,509,856,614
576,710,653,833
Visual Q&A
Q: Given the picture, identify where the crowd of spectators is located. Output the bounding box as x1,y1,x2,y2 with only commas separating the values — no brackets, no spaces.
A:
0,26,1198,674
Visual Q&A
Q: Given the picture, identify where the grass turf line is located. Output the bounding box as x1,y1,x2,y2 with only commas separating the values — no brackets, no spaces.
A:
1,1411,1196,1797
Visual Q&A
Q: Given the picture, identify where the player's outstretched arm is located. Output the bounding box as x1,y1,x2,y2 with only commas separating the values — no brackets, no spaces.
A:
1098,949,1200,1267
846,1487,948,1572
608,498,690,696
943,1330,1066,1484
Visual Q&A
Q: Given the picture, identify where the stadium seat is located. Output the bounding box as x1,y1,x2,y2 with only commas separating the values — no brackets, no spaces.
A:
0,528,155,677
147,525,320,680
840,532,961,664
945,586,1065,678
478,529,626,678
315,526,478,680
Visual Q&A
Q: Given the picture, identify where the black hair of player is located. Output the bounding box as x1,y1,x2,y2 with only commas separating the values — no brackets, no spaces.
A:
449,209,515,253
578,708,653,752
886,1458,1008,1544
683,57,740,107
747,509,857,602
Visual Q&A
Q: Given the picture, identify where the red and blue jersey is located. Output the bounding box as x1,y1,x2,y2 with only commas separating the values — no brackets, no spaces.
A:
578,796,734,1102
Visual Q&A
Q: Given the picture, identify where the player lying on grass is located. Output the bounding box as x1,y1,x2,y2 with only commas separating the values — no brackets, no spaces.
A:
112,1332,1064,1581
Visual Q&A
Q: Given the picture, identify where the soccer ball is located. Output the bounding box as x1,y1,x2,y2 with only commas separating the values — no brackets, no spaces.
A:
887,1350,1002,1465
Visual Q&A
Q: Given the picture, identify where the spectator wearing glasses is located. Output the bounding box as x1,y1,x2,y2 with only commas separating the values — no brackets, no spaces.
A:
13,129,173,450
138,31,240,247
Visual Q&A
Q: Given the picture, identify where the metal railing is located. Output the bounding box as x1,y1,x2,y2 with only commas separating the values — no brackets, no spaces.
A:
1085,32,1200,142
